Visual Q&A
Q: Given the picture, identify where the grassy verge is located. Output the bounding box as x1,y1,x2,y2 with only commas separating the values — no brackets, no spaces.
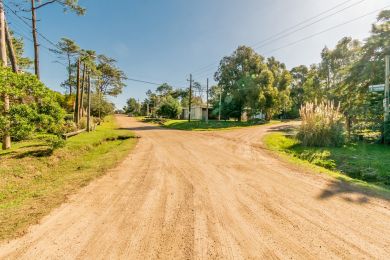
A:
143,118,281,131
0,116,137,241
264,132,390,197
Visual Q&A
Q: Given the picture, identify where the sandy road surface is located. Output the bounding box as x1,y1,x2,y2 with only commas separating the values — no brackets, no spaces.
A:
0,116,389,259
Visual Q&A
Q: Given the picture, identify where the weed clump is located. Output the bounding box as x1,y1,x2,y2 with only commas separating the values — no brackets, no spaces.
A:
298,101,345,147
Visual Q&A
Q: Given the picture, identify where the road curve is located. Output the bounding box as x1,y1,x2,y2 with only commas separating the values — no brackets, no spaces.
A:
0,116,389,259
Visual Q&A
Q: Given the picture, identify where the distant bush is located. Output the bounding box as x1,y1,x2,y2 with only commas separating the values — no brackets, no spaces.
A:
297,101,345,147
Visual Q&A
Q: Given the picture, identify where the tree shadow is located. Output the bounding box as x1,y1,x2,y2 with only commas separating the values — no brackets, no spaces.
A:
13,149,53,159
118,125,169,132
317,178,390,204
268,125,297,134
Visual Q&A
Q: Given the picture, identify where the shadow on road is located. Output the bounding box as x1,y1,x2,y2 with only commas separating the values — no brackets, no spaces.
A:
118,125,168,132
267,125,297,134
317,179,390,204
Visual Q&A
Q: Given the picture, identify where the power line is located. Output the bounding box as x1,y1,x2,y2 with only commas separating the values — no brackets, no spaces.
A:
3,2,59,50
191,0,368,77
265,5,390,55
196,4,390,80
126,77,185,89
127,78,162,86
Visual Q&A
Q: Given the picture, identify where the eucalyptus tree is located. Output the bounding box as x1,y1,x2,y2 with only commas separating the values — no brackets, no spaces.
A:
95,55,127,118
51,38,80,95
14,0,86,79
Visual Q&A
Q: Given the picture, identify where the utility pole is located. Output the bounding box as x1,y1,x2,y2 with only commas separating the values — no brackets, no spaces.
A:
188,74,192,122
384,55,390,141
87,71,91,132
218,86,222,121
30,0,40,79
206,78,209,123
0,1,10,150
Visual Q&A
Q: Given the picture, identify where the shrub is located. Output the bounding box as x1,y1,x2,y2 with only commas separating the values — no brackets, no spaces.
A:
156,96,182,119
297,100,345,147
0,67,66,142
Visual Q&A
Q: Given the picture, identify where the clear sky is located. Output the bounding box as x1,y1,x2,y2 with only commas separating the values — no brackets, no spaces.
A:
5,0,390,109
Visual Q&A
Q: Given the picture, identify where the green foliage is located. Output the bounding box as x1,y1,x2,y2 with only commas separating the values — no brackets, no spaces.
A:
0,116,137,241
265,132,390,187
298,101,345,147
156,95,182,119
214,46,292,121
95,55,127,97
89,93,115,118
288,10,390,141
0,67,66,142
124,97,141,115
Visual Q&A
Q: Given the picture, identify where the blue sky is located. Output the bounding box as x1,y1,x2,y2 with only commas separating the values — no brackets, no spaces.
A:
5,0,390,109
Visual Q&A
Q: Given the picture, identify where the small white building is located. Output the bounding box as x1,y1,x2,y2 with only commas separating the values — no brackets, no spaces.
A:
181,105,209,120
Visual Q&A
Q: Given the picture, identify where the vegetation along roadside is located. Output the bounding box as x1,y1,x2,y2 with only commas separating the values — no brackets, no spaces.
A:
0,116,137,242
263,130,390,198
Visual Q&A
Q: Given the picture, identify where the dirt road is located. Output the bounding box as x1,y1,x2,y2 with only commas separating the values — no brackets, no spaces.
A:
0,116,389,259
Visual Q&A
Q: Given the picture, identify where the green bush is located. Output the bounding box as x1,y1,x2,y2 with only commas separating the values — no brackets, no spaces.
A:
0,67,66,143
156,96,182,119
38,134,66,150
297,101,345,147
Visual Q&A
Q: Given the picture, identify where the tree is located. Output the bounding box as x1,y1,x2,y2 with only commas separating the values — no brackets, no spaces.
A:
51,38,80,95
124,97,141,115
25,0,86,79
89,93,115,118
266,57,292,119
156,83,173,97
0,67,66,149
215,46,291,121
95,55,127,118
289,65,308,117
156,95,182,119
215,46,267,121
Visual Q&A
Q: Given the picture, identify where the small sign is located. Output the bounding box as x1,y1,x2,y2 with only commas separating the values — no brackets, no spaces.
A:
369,84,385,92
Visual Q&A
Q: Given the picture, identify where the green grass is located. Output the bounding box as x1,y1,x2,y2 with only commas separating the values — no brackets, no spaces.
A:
143,118,281,131
0,116,137,241
264,132,390,196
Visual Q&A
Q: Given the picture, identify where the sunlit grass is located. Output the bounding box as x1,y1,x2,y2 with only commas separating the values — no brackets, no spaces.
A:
264,132,390,197
0,116,137,241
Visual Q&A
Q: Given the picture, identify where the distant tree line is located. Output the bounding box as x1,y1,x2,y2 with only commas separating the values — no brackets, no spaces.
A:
125,10,389,142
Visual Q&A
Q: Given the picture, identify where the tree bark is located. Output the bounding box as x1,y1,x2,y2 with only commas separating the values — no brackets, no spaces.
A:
74,58,81,125
4,20,18,72
79,63,86,119
87,72,91,132
31,0,40,79
67,54,72,95
0,1,10,150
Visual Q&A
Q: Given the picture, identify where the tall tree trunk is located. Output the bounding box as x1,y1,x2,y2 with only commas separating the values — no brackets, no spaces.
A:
31,0,40,79
74,58,81,125
0,1,10,150
87,72,91,132
5,20,18,72
79,63,86,119
67,54,72,95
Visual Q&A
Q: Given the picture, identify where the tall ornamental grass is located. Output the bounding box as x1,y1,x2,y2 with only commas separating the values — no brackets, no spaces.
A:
298,101,345,147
